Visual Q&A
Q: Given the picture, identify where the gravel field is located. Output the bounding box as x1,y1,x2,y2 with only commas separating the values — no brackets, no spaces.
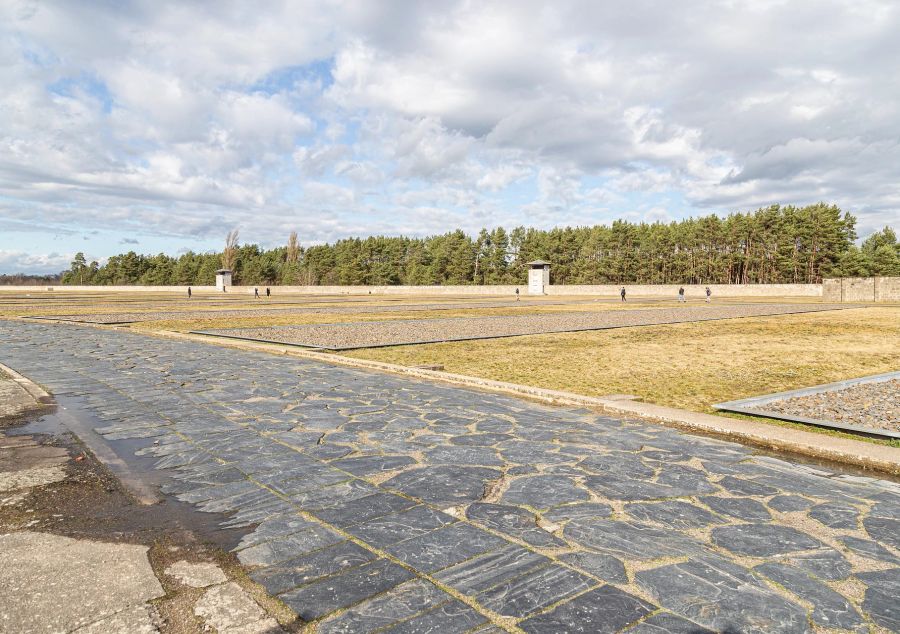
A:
765,379,900,433
197,303,849,350
26,299,606,324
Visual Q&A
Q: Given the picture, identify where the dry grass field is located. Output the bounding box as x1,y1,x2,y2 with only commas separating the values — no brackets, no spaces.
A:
346,306,900,413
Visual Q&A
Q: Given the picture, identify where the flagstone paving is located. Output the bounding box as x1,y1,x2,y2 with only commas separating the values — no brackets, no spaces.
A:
1,320,899,633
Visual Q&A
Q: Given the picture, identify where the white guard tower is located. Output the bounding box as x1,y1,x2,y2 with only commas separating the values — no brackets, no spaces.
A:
527,260,551,295
215,269,233,289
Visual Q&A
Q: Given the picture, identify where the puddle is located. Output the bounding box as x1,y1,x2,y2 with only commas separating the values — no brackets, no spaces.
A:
7,399,248,551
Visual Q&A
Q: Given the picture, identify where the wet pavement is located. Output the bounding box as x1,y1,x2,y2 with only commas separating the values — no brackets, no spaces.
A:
1,320,899,633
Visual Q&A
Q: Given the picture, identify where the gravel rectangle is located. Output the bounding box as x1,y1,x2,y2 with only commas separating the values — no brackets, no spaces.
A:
26,299,600,324
715,372,900,438
717,375,899,437
194,304,848,350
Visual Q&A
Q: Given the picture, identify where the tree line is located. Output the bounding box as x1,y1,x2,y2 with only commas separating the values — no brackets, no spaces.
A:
56,203,899,286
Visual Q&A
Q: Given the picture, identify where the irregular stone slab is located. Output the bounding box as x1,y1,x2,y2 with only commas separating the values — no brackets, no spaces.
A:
808,502,860,529
165,561,227,588
636,559,809,634
625,500,725,529
234,514,322,550
236,525,344,567
655,465,719,495
424,445,505,467
700,496,771,522
557,551,628,584
755,563,862,630
711,524,825,557
316,579,450,634
313,492,417,528
501,475,590,509
717,475,779,497
499,441,574,465
625,612,714,634
280,558,415,621
858,568,900,631
863,515,900,549
478,563,595,618
380,599,487,633
329,455,417,476
781,547,851,581
768,495,815,513
579,452,656,479
290,479,378,510
384,465,502,506
838,535,900,564
466,503,564,547
0,531,164,634
584,474,685,501
383,523,509,573
434,543,549,594
543,502,613,522
564,518,703,560
450,432,513,446
346,505,457,548
250,541,376,595
194,582,277,633
519,584,655,634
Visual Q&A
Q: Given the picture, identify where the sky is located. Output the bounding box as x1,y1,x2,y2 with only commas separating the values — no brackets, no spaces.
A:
1,0,899,274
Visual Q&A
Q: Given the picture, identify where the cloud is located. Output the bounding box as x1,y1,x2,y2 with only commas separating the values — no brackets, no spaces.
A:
0,0,898,272
0,250,72,274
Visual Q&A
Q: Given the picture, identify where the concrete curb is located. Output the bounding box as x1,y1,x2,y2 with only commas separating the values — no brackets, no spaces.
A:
0,361,53,406
152,329,900,476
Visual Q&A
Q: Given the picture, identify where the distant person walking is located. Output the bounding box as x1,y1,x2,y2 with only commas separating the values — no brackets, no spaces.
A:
266,287,271,298
515,287,520,301
678,287,685,303
254,287,259,299
705,286,711,303
187,286,192,299
620,287,626,302
222,284,226,293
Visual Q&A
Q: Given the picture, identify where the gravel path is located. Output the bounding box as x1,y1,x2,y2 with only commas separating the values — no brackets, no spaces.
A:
766,379,900,433
197,303,849,350
27,299,604,324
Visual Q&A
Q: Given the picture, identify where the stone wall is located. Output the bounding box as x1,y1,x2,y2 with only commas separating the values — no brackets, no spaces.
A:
545,284,821,298
2,283,822,297
821,277,900,302
875,277,900,302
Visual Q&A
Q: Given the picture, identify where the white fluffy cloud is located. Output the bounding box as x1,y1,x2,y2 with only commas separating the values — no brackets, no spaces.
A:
1,0,898,272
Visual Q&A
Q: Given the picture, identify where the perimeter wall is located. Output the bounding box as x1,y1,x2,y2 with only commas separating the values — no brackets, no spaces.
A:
2,283,823,297
822,277,900,302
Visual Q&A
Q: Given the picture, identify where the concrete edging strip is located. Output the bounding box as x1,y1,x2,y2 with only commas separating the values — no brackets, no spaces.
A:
152,329,900,476
0,361,53,405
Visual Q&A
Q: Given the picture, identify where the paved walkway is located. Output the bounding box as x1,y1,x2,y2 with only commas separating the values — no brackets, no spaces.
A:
1,321,899,633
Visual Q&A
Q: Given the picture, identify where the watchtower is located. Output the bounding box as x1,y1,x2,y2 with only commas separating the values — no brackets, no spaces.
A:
527,260,551,295
215,269,233,289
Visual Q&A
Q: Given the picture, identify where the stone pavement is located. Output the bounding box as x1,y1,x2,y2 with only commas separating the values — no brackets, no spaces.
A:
1,321,899,633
